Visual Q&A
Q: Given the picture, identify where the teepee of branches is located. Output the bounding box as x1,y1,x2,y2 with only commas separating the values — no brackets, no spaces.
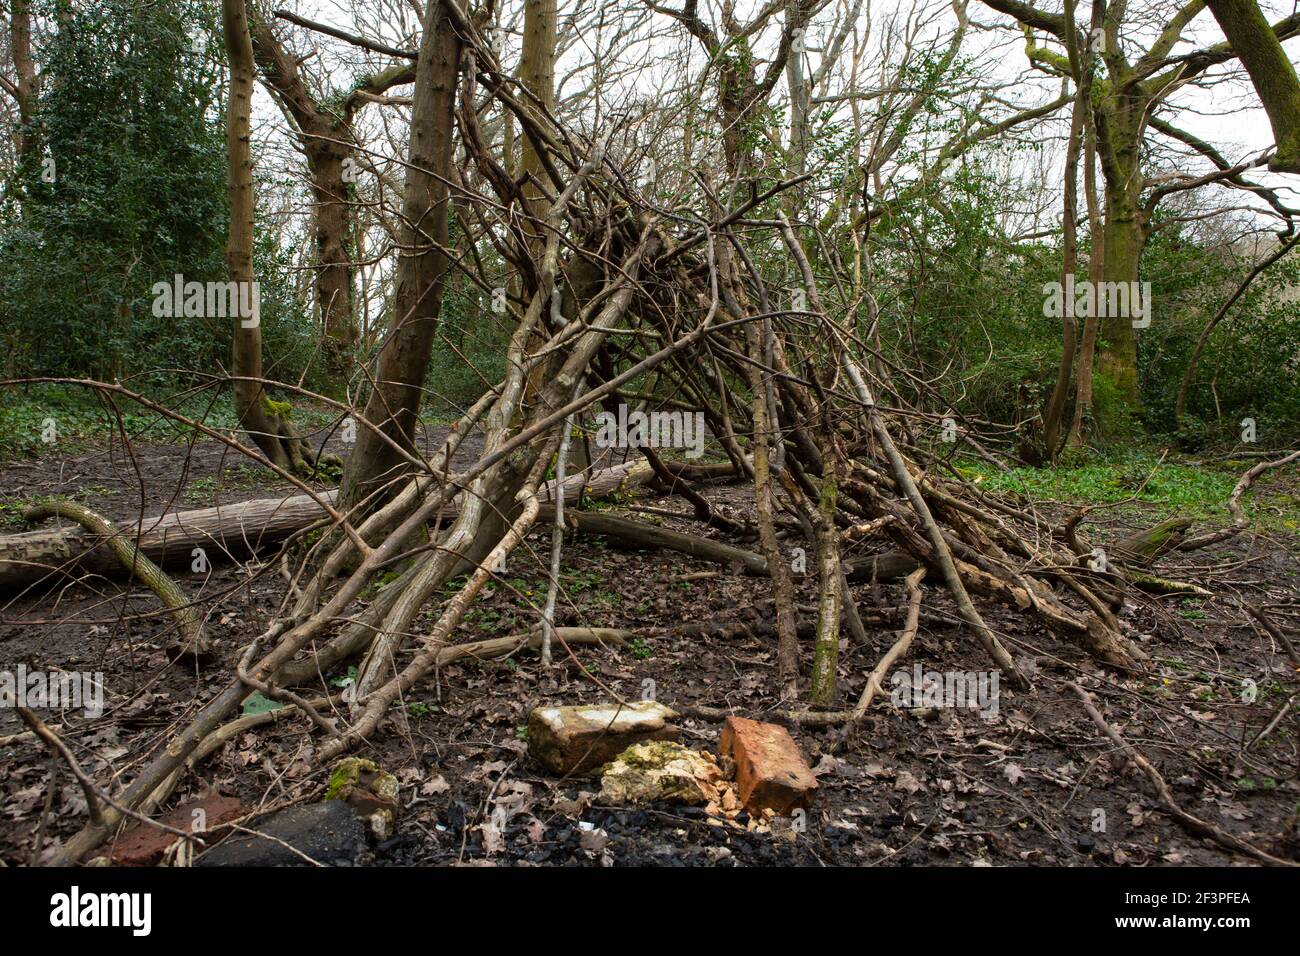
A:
39,0,1170,863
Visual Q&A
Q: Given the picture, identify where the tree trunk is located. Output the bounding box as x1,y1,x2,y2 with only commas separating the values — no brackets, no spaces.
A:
1096,174,1145,407
518,0,558,245
0,459,670,590
0,491,337,589
10,0,37,165
1091,35,1151,412
223,0,303,472
808,462,842,707
1206,0,1300,173
306,140,358,377
340,0,461,510
249,16,362,384
1068,102,1105,449
1041,73,1084,460
784,17,811,218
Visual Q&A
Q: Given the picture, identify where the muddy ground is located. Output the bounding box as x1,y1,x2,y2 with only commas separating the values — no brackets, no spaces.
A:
1,426,1298,867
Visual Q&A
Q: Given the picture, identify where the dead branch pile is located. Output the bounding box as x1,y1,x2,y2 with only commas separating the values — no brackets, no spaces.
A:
8,0,1212,864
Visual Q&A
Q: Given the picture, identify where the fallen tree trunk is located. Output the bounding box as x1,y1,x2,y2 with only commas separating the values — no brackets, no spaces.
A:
563,509,769,573
563,509,923,582
1,492,337,591
0,458,680,591
1109,516,1195,566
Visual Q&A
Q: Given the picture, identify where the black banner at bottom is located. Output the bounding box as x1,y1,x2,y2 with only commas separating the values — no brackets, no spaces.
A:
0,865,1281,943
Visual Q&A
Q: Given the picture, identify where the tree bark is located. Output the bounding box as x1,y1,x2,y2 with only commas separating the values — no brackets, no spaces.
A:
518,0,558,247
808,461,843,707
249,18,367,380
1096,167,1145,406
340,0,462,510
10,0,37,165
1207,0,1300,173
1041,53,1084,460
1069,91,1105,449
223,0,306,472
0,459,667,590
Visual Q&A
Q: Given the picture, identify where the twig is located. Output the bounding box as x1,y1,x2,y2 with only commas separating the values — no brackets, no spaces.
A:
541,407,577,667
29,758,58,867
1244,604,1300,671
12,701,206,860
14,705,103,827
1180,449,1300,551
680,568,927,727
1247,695,1294,752
224,822,324,867
273,9,417,60
1067,681,1297,867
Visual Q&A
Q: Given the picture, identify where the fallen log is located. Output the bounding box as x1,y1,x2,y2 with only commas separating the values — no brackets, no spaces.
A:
846,551,922,583
562,509,923,583
1109,516,1195,566
1,491,339,591
0,459,678,591
563,510,769,573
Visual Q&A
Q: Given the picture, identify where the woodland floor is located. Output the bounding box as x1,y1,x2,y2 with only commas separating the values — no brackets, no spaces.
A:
2,426,1299,867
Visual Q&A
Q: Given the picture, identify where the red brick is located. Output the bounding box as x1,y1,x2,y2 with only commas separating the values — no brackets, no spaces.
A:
720,716,817,816
103,795,245,866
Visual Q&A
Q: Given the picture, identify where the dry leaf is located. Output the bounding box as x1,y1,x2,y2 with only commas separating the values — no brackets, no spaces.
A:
894,770,924,793
420,775,451,796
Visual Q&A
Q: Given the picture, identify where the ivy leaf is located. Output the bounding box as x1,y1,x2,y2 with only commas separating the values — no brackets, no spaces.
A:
241,692,284,716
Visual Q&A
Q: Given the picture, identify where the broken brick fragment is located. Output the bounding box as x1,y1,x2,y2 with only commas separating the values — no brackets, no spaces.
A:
719,716,817,816
101,794,245,866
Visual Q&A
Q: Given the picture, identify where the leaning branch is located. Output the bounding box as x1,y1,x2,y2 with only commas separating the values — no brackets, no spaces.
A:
24,500,208,658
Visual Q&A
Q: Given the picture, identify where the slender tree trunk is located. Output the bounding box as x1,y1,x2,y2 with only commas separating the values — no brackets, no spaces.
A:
223,0,301,471
340,0,461,510
1174,232,1300,421
745,330,802,700
1041,76,1084,460
518,0,557,247
720,50,754,182
808,458,842,707
784,19,811,218
1069,121,1105,449
10,0,37,165
249,18,366,386
306,139,358,377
